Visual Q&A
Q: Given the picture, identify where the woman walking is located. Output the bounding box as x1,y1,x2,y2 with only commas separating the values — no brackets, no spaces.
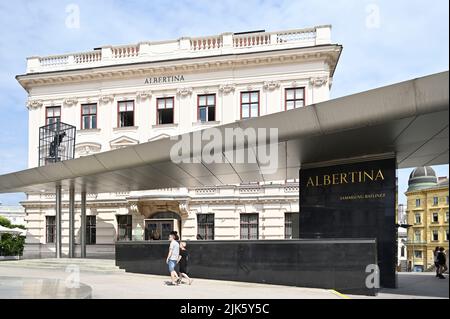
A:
177,241,193,285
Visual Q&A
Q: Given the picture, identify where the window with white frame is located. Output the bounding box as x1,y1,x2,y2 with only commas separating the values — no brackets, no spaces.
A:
86,215,96,245
81,103,97,129
432,212,439,223
432,230,439,241
197,214,214,240
157,97,174,125
285,213,294,239
415,213,421,224
433,196,439,206
414,230,421,242
240,213,259,240
198,94,216,122
118,101,134,127
45,216,56,244
285,87,305,110
241,91,259,119
46,106,61,126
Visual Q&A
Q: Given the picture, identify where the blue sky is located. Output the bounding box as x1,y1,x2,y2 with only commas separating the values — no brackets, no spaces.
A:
0,0,448,206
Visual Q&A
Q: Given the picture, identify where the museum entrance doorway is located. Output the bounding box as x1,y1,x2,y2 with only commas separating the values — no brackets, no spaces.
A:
144,212,181,240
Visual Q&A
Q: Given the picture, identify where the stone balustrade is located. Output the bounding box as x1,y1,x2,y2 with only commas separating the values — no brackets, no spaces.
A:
191,36,223,51
25,25,331,73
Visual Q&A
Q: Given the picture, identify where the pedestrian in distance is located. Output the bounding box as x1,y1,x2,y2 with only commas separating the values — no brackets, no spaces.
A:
437,247,447,279
434,246,441,278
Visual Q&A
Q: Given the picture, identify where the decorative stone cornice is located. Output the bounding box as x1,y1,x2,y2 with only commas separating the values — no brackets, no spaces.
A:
219,83,236,94
18,49,341,90
26,99,43,110
75,142,102,156
136,90,152,100
176,87,193,97
309,76,328,87
195,188,217,195
63,97,78,106
263,80,281,91
99,94,114,104
128,202,139,214
179,201,189,218
110,135,139,149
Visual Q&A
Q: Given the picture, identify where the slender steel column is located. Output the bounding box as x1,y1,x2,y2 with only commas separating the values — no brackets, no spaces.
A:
68,185,75,258
80,191,87,258
55,184,62,258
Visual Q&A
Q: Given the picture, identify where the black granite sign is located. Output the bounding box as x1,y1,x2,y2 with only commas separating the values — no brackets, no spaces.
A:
116,239,378,295
299,157,397,288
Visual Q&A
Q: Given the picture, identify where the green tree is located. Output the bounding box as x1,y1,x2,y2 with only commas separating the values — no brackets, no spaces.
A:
0,216,25,256
0,215,12,228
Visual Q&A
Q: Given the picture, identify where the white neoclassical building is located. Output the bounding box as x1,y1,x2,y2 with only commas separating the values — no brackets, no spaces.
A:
17,26,342,258
0,205,26,226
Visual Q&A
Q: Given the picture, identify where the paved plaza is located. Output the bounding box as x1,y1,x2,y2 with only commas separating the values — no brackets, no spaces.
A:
0,259,448,299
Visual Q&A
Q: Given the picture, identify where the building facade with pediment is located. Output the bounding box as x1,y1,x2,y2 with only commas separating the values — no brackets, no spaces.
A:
18,26,342,258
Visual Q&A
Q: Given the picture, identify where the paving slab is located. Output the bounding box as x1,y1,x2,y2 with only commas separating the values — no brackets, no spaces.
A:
1,263,447,299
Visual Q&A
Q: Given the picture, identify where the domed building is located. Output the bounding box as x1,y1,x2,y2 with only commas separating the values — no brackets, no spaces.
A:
405,167,449,272
407,166,438,192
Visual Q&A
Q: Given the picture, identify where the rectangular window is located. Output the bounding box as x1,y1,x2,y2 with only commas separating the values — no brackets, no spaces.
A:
197,214,215,240
414,250,423,259
118,101,134,127
414,230,421,242
432,230,439,241
46,106,61,126
198,94,216,122
433,196,439,206
117,215,132,241
446,211,449,223
241,91,259,119
432,212,439,223
446,230,449,241
157,97,174,125
86,215,96,245
285,88,305,110
415,198,421,207
81,103,97,129
45,216,56,244
285,213,293,239
415,213,421,224
240,213,259,240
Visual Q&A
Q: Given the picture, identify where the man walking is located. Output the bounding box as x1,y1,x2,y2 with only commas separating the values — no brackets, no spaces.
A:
166,231,180,285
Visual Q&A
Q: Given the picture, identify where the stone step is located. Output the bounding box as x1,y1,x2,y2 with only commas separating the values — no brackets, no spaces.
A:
0,259,125,273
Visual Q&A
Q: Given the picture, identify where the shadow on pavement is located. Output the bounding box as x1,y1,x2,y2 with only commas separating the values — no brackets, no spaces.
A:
379,273,449,298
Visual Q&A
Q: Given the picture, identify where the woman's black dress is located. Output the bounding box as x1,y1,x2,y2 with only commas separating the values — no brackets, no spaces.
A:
179,249,189,274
